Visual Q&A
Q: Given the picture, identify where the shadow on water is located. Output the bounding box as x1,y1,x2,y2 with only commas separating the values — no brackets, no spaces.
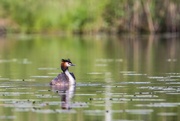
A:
51,85,76,110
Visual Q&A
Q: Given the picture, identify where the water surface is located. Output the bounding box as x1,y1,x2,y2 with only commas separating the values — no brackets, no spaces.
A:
0,34,180,121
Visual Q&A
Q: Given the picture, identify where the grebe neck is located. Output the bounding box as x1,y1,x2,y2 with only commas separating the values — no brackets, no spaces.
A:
64,70,75,85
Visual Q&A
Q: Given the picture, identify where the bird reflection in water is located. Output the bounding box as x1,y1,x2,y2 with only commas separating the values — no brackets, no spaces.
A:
50,59,76,109
51,84,76,109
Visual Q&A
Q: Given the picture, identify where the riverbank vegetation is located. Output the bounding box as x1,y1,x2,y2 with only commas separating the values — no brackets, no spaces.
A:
0,0,180,34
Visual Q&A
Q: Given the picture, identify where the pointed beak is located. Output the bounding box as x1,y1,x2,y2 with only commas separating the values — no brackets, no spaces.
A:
71,63,75,66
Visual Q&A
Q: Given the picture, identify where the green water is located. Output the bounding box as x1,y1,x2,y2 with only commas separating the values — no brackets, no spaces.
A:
0,34,180,121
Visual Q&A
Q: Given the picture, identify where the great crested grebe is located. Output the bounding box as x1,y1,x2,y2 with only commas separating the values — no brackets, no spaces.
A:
50,59,76,86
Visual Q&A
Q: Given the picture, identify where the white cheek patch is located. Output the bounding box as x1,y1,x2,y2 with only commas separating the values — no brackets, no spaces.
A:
66,62,71,67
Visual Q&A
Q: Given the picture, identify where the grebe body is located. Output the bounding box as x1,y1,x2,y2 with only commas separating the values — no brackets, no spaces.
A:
50,59,76,86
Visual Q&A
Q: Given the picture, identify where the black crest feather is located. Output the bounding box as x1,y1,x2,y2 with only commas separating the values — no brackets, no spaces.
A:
62,59,71,63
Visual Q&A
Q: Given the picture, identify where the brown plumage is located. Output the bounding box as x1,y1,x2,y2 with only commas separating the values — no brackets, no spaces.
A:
50,59,76,86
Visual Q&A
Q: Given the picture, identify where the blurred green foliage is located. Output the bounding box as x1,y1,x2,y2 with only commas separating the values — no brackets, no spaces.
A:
0,0,180,33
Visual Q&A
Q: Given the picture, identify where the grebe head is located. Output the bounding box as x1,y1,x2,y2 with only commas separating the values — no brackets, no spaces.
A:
61,59,75,72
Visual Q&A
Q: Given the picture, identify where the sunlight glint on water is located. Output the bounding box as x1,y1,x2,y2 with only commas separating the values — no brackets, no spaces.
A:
0,35,179,121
